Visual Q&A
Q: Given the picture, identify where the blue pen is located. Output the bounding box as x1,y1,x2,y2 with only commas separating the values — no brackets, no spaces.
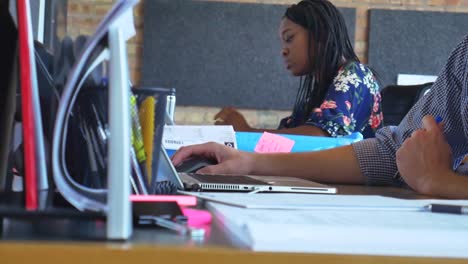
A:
393,115,443,180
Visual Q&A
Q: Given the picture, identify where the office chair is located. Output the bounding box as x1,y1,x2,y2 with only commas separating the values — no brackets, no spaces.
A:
380,82,433,126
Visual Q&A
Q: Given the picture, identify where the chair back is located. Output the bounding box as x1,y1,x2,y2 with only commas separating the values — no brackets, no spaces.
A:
381,82,433,126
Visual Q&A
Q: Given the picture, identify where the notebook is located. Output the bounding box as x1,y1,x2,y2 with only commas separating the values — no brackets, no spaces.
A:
156,148,336,194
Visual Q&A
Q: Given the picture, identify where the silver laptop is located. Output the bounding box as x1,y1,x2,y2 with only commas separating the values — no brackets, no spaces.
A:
157,148,336,194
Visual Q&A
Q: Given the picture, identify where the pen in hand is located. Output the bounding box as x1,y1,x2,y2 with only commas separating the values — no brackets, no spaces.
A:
393,116,443,181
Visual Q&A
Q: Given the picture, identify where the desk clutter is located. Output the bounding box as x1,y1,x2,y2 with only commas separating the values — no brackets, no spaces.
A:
2,0,468,259
0,0,358,242
0,0,207,241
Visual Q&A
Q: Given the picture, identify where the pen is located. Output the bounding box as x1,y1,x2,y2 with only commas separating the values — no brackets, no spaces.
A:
138,215,205,237
393,115,443,181
139,215,188,234
425,204,468,215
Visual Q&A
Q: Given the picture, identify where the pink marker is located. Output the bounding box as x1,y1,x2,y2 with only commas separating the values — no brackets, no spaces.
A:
130,195,197,207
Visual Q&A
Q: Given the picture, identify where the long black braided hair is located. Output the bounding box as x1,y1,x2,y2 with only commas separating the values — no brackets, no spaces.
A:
284,0,359,125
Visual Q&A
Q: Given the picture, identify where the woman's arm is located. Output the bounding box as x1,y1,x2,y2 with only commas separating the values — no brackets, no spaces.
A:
214,107,329,136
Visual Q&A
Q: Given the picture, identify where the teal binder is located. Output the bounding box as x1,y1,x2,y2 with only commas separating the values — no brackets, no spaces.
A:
235,132,363,152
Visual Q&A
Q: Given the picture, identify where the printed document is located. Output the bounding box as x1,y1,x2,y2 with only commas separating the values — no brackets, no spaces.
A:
208,202,468,257
183,192,468,210
163,125,237,150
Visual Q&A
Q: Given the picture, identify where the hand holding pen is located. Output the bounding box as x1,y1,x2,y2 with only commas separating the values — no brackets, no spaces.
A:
395,115,453,195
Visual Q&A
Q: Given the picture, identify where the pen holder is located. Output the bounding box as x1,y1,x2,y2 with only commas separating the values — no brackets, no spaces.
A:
59,86,174,195
131,87,172,195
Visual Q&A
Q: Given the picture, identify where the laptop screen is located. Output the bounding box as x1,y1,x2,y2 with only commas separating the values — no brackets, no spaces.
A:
156,147,185,190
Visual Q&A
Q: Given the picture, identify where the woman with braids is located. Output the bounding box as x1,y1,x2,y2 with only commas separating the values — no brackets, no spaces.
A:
214,0,382,138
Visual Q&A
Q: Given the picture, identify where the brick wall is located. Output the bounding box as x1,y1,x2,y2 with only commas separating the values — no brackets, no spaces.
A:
67,0,468,128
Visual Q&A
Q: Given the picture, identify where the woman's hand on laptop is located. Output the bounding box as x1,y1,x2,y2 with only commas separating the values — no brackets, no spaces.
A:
172,142,255,175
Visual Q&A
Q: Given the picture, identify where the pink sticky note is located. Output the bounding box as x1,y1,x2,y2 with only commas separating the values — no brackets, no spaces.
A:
254,132,295,153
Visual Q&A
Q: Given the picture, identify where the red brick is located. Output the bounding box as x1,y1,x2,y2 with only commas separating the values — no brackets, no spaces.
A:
354,41,367,53
134,14,144,28
356,7,369,28
402,0,426,5
357,52,368,63
95,4,114,17
130,70,141,85
447,0,461,5
355,26,369,42
353,0,372,3
370,0,390,4
428,0,447,6
127,43,142,56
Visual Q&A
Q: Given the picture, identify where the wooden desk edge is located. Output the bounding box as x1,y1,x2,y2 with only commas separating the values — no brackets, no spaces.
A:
1,241,466,264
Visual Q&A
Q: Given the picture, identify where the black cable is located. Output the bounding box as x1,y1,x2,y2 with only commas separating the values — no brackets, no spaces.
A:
151,181,178,195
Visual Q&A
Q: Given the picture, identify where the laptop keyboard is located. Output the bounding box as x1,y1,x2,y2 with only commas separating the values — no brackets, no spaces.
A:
187,173,267,185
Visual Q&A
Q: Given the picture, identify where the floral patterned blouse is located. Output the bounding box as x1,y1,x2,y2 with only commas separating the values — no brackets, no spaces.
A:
279,62,383,138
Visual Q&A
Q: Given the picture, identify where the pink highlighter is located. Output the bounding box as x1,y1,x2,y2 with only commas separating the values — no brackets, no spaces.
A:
182,208,212,227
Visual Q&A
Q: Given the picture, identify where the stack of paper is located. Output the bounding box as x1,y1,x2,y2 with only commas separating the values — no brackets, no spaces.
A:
200,193,468,258
184,192,468,210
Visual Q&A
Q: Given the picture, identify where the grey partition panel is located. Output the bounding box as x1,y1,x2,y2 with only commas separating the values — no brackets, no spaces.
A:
141,0,355,109
368,9,468,89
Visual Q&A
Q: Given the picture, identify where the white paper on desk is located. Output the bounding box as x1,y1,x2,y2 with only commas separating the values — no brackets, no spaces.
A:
182,192,468,210
208,203,468,257
163,125,237,150
397,74,437,85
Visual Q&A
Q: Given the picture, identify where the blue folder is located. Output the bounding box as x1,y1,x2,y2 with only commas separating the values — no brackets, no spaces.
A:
165,132,363,157
235,132,363,152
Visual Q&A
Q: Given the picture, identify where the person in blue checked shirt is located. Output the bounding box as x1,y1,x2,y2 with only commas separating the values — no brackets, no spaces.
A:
214,0,382,139
173,35,468,199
